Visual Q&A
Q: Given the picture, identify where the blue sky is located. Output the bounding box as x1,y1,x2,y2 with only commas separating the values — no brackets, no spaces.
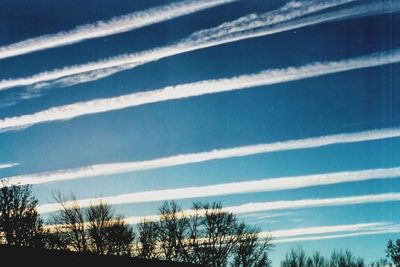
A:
0,0,400,264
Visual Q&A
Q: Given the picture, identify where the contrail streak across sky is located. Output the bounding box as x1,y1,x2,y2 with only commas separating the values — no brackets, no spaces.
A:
6,127,400,186
1,0,393,91
36,167,400,213
1,49,399,133
0,0,237,60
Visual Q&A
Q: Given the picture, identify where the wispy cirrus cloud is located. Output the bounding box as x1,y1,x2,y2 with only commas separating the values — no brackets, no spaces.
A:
1,49,400,133
0,0,237,60
5,128,400,186
31,63,140,90
184,0,357,45
36,167,400,213
2,0,393,91
0,162,19,169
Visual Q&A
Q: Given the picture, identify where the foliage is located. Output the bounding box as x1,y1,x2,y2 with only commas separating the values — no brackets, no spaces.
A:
387,239,400,267
0,181,45,247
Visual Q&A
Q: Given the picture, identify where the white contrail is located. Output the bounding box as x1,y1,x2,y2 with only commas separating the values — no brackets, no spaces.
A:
0,0,237,60
34,0,355,90
6,127,400,186
268,222,389,238
76,192,400,225
268,222,400,243
0,162,19,169
274,228,400,244
46,220,400,244
36,167,400,213
185,0,357,44
225,192,400,215
1,0,392,91
43,193,400,229
31,63,140,90
1,49,400,133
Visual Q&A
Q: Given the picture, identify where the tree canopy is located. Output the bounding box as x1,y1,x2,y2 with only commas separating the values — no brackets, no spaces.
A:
0,181,45,247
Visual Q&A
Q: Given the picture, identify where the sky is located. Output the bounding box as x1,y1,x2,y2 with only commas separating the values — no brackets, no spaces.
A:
0,0,400,264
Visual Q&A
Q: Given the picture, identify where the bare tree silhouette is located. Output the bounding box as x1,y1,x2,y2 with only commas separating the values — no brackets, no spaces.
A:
104,215,135,256
306,252,326,267
157,201,191,262
50,192,134,255
51,191,88,252
329,250,365,267
281,247,308,267
43,230,69,251
87,201,113,255
196,202,244,267
135,201,273,267
1,185,391,267
232,223,273,267
137,219,159,259
281,248,369,267
370,258,391,267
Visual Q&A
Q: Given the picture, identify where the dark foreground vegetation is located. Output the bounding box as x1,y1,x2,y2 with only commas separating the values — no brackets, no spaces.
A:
0,182,399,267
0,244,202,266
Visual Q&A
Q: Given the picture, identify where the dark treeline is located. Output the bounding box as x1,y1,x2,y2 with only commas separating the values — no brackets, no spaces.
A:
281,247,393,267
0,182,399,267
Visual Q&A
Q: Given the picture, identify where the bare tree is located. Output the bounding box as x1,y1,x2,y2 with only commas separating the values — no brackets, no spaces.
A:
157,201,190,262
307,252,326,267
0,181,45,247
255,253,273,267
137,219,160,259
280,248,371,267
87,201,113,255
329,250,365,267
51,191,88,252
105,215,135,256
135,201,272,266
281,247,308,267
370,258,392,267
186,202,203,264
231,224,273,267
51,193,135,255
43,230,69,251
197,202,240,267
281,248,327,267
